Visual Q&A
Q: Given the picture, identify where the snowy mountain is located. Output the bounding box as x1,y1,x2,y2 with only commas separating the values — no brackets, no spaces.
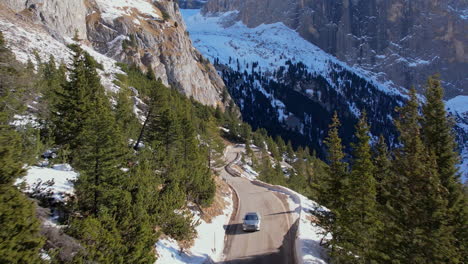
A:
181,9,468,182
202,0,468,99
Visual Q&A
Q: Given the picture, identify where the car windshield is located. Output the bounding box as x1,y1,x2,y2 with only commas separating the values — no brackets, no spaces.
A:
245,215,258,220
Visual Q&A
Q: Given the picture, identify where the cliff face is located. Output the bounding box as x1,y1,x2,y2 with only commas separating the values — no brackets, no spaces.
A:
2,0,88,39
203,0,467,98
1,0,227,107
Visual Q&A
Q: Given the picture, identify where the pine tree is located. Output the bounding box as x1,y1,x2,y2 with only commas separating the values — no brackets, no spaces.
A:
421,76,467,263
286,140,295,162
68,213,125,264
115,86,140,140
373,135,392,206
52,44,91,151
383,88,451,263
119,150,159,263
323,112,348,210
72,51,128,215
288,148,308,194
0,33,44,263
332,112,380,263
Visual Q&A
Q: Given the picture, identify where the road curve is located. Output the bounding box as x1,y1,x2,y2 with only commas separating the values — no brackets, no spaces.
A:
220,145,297,264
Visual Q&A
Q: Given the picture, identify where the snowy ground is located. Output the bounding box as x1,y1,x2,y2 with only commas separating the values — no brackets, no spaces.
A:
94,0,161,23
16,164,78,202
0,19,123,94
446,95,468,183
156,190,233,263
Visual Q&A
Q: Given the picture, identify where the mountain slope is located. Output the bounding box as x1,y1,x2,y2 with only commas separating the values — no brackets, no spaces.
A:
181,9,403,152
202,0,468,98
181,8,468,182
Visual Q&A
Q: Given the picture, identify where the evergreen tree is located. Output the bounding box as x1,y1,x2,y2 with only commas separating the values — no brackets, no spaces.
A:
286,140,295,162
119,150,159,263
421,76,467,262
68,213,125,264
323,112,348,210
71,51,128,215
0,32,44,263
332,112,380,263
115,86,140,140
382,88,451,263
52,44,91,151
373,135,392,206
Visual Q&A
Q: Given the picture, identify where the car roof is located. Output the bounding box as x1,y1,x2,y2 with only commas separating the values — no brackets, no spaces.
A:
245,212,259,216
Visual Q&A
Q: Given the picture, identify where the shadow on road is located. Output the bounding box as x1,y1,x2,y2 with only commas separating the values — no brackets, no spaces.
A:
221,218,299,264
224,223,248,235
265,210,295,216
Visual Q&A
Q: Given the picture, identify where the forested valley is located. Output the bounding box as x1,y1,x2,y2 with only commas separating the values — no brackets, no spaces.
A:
1,29,467,264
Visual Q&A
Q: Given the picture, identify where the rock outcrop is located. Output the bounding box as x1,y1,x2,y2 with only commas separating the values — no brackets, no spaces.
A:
203,0,467,98
3,0,88,39
1,0,227,107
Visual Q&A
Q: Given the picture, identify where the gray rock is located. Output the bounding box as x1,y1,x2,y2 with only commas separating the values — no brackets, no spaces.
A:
86,0,226,107
2,0,88,39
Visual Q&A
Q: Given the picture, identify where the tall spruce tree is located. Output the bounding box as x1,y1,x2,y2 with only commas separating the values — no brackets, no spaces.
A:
421,76,467,262
383,88,451,263
332,112,380,263
373,135,392,206
115,86,140,141
52,44,92,152
323,112,348,210
71,51,128,215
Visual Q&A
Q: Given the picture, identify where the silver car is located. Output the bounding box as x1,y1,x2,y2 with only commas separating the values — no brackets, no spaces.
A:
242,212,261,231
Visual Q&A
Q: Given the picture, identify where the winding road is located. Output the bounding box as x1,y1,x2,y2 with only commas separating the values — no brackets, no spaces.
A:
220,145,297,264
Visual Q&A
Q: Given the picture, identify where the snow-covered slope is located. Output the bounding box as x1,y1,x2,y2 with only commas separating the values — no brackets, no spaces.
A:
447,96,468,183
0,19,123,94
181,9,402,97
156,195,233,263
93,0,161,23
17,165,78,202
181,9,468,179
181,9,404,156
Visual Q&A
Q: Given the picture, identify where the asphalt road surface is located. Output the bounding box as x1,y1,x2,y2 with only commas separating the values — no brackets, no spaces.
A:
220,145,297,264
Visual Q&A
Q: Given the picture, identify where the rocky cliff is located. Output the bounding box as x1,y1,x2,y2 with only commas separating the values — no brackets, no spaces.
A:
202,0,467,98
0,0,227,107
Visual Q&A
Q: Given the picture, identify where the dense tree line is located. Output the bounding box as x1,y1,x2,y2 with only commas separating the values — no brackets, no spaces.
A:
0,31,45,264
0,33,227,263
320,81,467,263
219,59,404,159
233,70,467,263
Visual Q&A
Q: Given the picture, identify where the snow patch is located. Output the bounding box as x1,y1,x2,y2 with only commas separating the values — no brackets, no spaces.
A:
446,96,468,116
17,165,78,201
156,186,234,263
94,0,161,23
